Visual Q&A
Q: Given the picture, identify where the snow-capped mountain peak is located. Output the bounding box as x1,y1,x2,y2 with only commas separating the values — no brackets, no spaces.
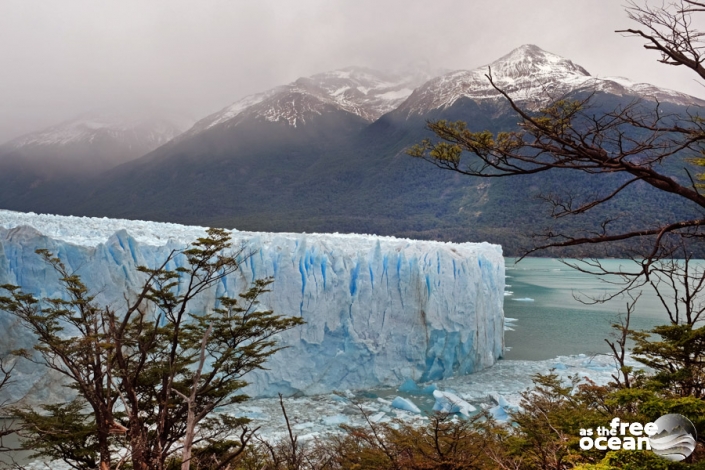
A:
397,44,702,117
488,44,590,81
187,66,432,134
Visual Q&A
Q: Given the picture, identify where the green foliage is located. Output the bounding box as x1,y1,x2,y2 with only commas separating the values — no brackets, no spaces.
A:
319,412,497,470
13,400,101,469
631,324,705,398
488,373,610,469
587,449,705,470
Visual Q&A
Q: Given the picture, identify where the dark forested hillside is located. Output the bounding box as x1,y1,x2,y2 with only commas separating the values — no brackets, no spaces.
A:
1,94,699,257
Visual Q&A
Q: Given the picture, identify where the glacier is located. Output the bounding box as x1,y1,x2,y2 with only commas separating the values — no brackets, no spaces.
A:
0,210,504,400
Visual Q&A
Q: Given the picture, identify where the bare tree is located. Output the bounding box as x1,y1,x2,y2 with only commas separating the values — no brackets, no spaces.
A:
619,0,705,81
604,295,640,389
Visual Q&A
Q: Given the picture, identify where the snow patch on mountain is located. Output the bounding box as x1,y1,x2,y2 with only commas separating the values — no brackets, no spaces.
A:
599,75,698,106
190,88,284,133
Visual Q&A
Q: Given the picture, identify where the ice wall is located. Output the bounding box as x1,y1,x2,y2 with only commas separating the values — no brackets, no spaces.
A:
0,210,504,399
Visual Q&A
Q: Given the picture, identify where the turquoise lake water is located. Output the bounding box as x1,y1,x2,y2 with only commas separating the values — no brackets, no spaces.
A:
503,257,680,360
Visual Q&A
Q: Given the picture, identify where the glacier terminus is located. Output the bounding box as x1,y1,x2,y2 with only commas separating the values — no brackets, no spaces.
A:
0,210,504,400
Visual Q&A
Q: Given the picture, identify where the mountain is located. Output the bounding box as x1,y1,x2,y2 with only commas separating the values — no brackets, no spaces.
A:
0,111,187,174
180,65,433,138
0,111,188,213
1,46,703,256
374,45,705,254
397,44,703,117
15,66,435,221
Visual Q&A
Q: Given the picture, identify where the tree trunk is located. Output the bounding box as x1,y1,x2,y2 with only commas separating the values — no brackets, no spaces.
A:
98,436,111,470
92,404,113,470
129,425,152,470
181,407,197,470
180,324,212,470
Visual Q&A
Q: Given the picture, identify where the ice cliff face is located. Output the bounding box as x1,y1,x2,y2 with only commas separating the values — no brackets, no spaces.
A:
0,211,504,400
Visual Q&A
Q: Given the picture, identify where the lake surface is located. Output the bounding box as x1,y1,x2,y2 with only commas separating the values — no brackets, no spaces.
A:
503,257,679,360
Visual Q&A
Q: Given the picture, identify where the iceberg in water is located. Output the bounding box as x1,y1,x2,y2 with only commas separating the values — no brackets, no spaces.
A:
432,390,476,416
391,396,421,414
489,405,509,421
0,210,505,400
488,392,520,422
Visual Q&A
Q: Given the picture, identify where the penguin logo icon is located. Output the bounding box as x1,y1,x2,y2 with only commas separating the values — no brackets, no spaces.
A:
649,414,697,461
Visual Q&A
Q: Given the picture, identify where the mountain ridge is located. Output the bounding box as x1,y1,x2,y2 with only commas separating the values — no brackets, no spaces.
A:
1,45,703,257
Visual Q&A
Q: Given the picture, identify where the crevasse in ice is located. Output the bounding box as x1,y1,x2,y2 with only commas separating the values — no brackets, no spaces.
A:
0,210,504,400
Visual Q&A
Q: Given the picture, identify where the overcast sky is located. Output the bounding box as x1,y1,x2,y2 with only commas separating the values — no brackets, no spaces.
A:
1,0,704,143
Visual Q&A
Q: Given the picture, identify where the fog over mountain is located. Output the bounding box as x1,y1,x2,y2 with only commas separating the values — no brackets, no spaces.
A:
0,110,189,173
2,0,703,144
